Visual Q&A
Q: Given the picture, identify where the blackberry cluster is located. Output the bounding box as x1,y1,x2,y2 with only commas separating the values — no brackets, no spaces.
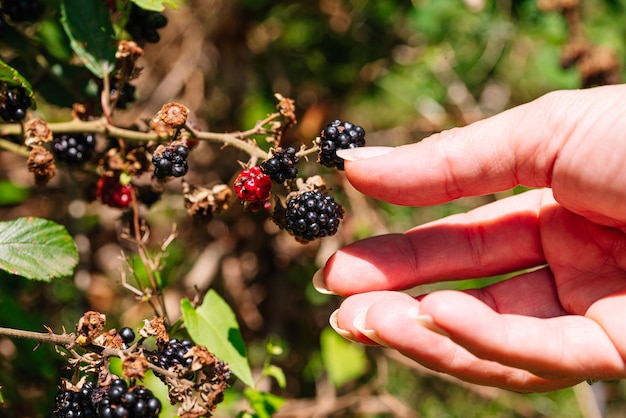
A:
125,4,168,44
96,379,161,418
52,133,96,165
1,0,45,23
155,337,194,370
318,119,366,170
152,144,189,179
110,80,136,109
53,381,97,418
260,147,299,184
284,190,344,242
233,166,272,210
0,85,31,122
96,175,132,208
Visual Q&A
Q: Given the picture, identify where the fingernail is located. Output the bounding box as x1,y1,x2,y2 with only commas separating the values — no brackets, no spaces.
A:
353,312,390,347
329,309,354,340
336,146,395,162
407,307,450,337
312,268,336,295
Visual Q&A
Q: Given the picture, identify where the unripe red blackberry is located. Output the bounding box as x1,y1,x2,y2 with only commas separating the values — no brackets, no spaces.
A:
0,85,31,122
284,190,344,242
52,133,96,165
233,166,272,210
96,175,132,208
260,146,299,184
317,119,366,170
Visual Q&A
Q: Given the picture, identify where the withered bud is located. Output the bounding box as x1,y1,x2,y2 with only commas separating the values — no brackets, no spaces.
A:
274,93,297,126
94,329,124,349
122,353,149,380
182,181,232,220
116,40,144,60
184,345,216,372
153,102,189,129
24,118,52,147
27,146,56,186
76,311,106,340
138,316,169,343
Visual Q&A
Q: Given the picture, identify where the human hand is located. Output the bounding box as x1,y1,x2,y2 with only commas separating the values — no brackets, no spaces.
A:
315,84,626,392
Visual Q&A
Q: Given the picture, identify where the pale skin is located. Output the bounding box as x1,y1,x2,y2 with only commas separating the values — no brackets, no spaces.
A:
314,84,626,392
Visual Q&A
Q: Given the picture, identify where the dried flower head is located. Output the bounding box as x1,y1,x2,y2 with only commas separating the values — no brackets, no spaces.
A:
27,146,56,186
153,102,189,129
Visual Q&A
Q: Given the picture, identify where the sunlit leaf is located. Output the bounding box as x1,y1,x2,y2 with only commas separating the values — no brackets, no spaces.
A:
243,388,285,418
181,290,255,387
131,0,181,12
320,327,368,388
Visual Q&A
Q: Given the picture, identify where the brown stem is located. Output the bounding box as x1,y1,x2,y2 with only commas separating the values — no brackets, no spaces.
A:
0,326,74,345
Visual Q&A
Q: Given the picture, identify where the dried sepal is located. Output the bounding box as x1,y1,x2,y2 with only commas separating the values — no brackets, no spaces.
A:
94,329,124,349
183,181,232,221
76,311,107,344
121,352,149,380
274,93,297,126
27,146,56,186
24,118,52,147
137,316,169,343
153,102,189,129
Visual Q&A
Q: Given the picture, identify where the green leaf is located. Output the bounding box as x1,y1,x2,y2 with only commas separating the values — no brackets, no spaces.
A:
131,0,181,12
181,290,255,387
320,327,368,388
0,217,78,281
0,181,29,205
60,0,117,78
0,59,35,106
243,388,285,418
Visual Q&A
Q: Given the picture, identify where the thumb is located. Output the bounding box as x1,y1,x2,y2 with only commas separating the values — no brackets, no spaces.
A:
337,85,626,219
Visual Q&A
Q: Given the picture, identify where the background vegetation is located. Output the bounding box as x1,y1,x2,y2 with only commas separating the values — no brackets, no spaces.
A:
1,0,626,416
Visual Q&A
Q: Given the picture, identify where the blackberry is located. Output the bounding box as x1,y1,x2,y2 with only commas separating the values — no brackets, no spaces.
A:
1,0,45,23
110,80,136,110
52,133,96,165
155,337,194,370
0,85,31,122
96,379,161,418
96,175,132,208
152,144,189,179
125,4,168,44
53,381,97,418
284,190,344,242
260,146,299,184
317,119,366,170
233,166,272,210
118,327,135,345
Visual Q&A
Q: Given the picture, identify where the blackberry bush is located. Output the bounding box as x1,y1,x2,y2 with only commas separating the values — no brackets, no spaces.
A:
52,133,96,165
96,175,132,208
152,143,189,179
125,4,168,44
0,85,32,122
261,146,299,184
316,119,366,170
283,189,344,242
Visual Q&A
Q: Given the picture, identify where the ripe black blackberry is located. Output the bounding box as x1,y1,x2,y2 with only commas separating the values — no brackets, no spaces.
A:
52,133,96,165
1,0,45,23
0,85,31,122
110,79,136,109
125,4,168,44
260,146,299,184
284,190,344,242
155,337,194,370
53,380,97,418
96,379,162,418
152,144,189,179
118,327,135,345
317,119,366,170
